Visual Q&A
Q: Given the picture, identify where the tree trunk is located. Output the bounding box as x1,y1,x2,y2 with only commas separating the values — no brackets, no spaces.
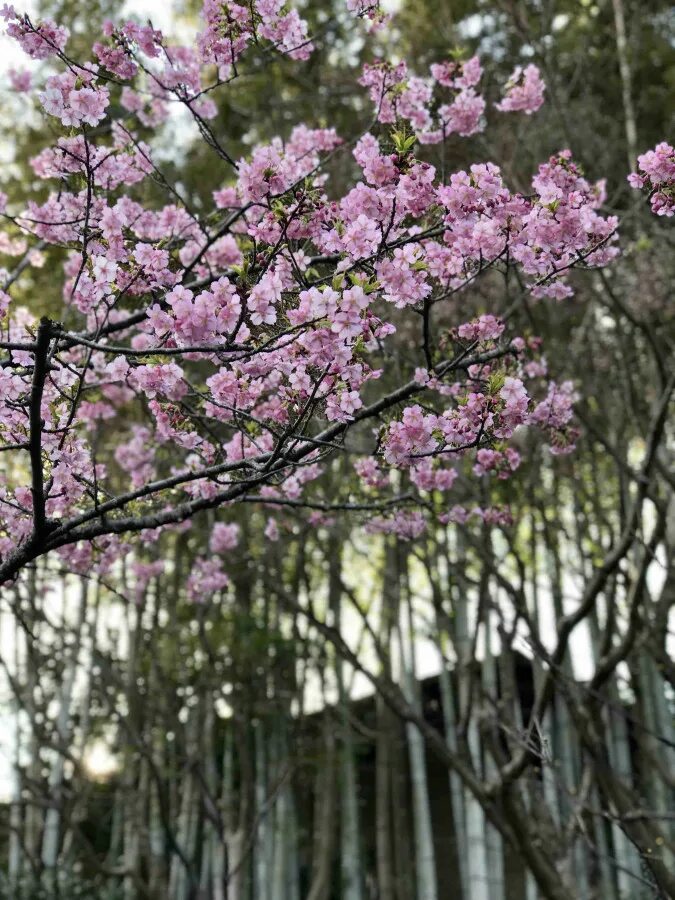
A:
306,713,337,900
41,577,88,886
399,565,438,900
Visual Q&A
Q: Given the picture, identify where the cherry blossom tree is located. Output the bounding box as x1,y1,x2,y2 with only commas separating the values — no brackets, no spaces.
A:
0,0,654,595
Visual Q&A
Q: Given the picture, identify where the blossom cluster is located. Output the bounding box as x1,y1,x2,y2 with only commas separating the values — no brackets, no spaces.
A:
359,56,546,145
359,56,487,142
40,71,110,127
1,6,68,58
628,142,675,217
0,0,653,588
495,64,546,115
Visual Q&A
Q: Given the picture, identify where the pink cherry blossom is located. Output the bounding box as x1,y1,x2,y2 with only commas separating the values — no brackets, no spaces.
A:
496,64,546,115
209,522,240,553
0,0,660,593
629,142,675,216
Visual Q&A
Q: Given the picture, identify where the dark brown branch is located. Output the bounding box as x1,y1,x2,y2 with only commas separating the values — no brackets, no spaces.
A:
28,318,56,535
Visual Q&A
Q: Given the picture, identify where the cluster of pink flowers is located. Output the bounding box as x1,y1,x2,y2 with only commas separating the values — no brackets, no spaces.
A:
1,6,69,59
199,0,313,74
0,0,665,591
434,153,618,301
529,381,578,454
473,447,521,479
354,457,390,490
359,56,547,143
441,505,514,527
209,522,240,553
495,64,546,115
366,509,427,540
380,374,531,474
115,426,156,489
132,559,165,603
8,67,31,91
40,72,110,127
148,279,243,346
186,558,230,601
456,315,505,342
359,56,488,143
628,142,675,216
29,129,154,196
